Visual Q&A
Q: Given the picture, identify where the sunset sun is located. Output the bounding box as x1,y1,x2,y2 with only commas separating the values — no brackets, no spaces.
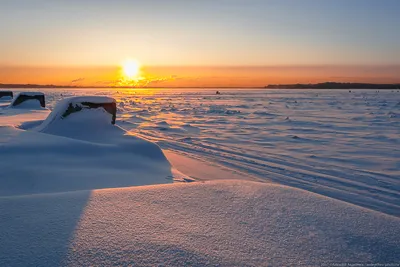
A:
122,59,140,78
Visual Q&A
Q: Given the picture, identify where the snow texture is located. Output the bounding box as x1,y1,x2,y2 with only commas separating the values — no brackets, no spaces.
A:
10,99,44,109
0,97,182,196
0,88,399,266
0,181,399,266
2,89,399,215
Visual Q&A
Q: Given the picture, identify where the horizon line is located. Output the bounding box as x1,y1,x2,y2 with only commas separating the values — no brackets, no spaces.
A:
1,81,400,90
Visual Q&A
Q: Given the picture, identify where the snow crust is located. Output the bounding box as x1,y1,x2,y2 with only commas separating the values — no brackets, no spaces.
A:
0,181,399,266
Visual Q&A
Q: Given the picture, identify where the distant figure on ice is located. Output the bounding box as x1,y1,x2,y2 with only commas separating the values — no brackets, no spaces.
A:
216,91,221,95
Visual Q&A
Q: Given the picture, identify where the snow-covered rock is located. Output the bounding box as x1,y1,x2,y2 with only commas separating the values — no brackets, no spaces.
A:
10,92,45,109
0,90,13,101
36,96,116,133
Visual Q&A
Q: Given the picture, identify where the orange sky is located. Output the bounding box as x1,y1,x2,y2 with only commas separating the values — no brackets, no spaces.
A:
1,65,399,88
1,1,400,87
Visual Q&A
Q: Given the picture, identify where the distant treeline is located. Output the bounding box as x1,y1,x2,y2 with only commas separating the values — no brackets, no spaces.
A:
265,82,400,89
0,83,77,89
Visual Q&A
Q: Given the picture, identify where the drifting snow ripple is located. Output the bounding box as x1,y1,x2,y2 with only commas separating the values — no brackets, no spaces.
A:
17,88,400,216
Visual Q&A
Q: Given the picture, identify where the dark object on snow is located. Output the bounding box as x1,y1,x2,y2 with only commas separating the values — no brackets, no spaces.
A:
62,101,117,124
349,90,351,92
216,91,221,95
0,91,13,99
11,92,45,107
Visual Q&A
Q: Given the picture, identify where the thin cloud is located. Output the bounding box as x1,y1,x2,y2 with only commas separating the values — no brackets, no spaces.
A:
71,78,85,83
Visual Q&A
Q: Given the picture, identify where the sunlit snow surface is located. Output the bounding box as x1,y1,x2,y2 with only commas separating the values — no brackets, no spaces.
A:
22,88,397,216
1,181,399,266
1,88,400,266
2,88,399,216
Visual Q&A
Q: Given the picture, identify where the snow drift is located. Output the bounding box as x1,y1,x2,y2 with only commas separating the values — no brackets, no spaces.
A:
0,96,185,196
1,90,399,266
0,125,175,196
0,180,398,266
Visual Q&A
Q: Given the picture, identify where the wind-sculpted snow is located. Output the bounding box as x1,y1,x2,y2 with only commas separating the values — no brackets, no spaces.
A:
0,89,399,266
114,88,400,216
0,125,177,196
0,181,399,266
1,88,399,217
0,96,190,196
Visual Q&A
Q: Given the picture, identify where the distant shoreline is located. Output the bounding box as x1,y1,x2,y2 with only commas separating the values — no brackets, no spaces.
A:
1,82,400,89
265,82,400,89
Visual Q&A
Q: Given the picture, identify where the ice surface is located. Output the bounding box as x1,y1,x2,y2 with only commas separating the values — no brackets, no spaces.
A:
0,181,399,266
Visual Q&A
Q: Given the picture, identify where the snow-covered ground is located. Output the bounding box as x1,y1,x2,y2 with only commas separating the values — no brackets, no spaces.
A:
9,87,397,216
1,181,399,266
0,88,399,266
0,95,189,196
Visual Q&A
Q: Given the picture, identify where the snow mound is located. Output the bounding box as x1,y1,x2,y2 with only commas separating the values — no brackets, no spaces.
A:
0,180,398,266
0,125,172,196
10,92,45,109
0,95,188,196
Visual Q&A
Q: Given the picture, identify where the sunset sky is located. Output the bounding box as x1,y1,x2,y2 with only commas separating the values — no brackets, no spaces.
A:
1,0,399,87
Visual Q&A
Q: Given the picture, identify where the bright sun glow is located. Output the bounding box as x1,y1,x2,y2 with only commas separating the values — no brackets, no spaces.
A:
122,59,141,78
